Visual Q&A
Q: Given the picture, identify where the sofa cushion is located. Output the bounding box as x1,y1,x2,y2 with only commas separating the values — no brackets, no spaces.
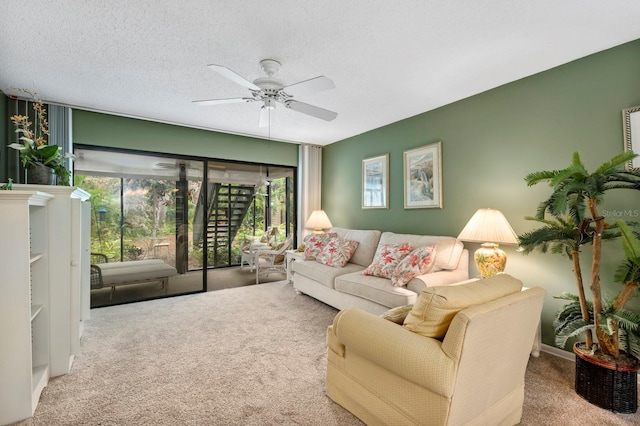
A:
390,245,437,287
378,232,464,271
363,242,413,279
303,232,337,260
335,272,420,308
292,260,364,289
330,227,382,267
402,273,523,339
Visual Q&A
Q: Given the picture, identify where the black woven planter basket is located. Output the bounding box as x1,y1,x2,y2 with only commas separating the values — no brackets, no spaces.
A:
574,343,638,413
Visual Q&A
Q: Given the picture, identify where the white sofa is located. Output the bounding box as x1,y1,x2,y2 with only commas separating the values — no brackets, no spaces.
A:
292,227,469,314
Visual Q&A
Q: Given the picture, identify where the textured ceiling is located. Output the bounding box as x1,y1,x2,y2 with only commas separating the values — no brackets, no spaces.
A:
1,1,640,146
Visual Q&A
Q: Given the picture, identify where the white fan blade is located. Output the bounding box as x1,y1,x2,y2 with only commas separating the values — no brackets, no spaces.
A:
283,76,335,97
207,64,261,91
285,100,337,122
259,105,275,128
193,97,256,106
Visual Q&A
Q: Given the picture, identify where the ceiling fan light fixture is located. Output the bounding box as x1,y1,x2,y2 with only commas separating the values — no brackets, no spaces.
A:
262,99,275,110
194,59,338,126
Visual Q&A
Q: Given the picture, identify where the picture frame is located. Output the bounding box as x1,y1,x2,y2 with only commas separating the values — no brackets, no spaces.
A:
403,141,442,209
362,153,389,209
623,105,640,170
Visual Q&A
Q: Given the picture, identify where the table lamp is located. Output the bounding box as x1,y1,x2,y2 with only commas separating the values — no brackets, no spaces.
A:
305,210,333,234
457,208,519,278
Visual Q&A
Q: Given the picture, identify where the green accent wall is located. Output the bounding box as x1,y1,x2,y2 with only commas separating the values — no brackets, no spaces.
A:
72,110,299,166
0,94,7,182
323,39,640,348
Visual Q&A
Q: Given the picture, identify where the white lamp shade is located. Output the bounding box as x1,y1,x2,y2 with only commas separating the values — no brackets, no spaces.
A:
305,210,333,231
457,208,519,245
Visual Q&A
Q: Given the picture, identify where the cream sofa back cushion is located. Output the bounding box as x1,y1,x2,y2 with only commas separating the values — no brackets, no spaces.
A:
330,227,382,267
403,273,523,339
378,232,464,271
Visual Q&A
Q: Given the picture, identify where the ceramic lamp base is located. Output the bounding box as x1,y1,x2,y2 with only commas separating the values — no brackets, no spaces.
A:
474,243,507,278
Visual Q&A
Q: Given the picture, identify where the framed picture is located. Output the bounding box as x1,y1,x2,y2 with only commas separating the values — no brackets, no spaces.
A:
623,105,640,170
403,141,442,209
362,153,389,209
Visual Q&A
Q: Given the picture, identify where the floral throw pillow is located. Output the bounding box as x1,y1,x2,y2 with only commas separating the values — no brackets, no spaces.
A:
391,245,437,287
315,237,360,267
303,233,337,260
363,243,413,279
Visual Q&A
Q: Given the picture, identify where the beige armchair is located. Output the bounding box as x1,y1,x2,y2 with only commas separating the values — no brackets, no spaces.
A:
326,275,545,426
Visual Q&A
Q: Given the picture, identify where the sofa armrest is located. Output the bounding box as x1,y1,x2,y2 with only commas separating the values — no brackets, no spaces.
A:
331,308,457,396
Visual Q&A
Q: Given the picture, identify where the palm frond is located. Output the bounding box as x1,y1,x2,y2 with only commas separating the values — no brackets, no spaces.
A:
554,293,582,303
534,199,551,220
555,320,594,350
524,170,559,187
617,220,640,262
611,308,640,333
572,151,583,167
549,163,588,188
548,190,569,216
603,181,640,191
615,257,640,284
619,328,640,359
553,297,592,334
518,225,579,257
595,151,638,174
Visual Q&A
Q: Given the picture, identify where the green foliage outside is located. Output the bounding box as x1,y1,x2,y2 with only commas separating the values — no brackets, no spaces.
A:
76,174,294,269
75,175,184,263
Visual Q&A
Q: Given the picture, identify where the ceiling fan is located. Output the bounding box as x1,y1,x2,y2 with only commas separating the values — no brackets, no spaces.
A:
194,59,338,127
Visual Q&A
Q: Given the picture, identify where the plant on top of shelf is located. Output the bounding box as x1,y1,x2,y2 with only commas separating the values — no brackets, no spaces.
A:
7,89,73,186
518,151,640,364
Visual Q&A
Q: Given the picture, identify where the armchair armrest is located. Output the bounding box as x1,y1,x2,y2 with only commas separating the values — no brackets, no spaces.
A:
330,308,457,396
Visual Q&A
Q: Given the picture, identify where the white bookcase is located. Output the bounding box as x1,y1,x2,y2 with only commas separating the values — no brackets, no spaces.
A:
14,184,91,376
0,190,54,424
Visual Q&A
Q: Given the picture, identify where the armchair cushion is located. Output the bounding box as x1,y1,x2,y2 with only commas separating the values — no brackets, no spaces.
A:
380,304,413,324
403,273,523,339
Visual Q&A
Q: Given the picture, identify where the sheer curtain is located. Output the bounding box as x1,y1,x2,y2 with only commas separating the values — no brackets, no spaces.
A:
297,144,323,242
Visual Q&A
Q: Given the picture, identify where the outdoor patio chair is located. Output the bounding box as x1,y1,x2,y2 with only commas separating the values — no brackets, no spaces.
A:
240,240,271,271
255,235,293,284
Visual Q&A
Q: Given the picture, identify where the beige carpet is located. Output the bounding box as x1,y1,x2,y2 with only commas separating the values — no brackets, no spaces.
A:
15,281,640,425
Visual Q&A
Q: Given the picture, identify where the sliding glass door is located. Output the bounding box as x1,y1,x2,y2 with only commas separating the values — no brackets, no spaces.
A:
74,146,296,307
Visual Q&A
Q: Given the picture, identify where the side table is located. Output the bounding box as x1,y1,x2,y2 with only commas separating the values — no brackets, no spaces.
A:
285,250,305,283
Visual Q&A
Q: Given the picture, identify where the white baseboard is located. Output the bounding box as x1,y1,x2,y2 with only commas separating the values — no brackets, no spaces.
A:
540,343,575,362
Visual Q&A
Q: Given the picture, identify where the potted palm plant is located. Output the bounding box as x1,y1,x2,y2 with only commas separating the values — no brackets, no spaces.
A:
518,151,640,413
